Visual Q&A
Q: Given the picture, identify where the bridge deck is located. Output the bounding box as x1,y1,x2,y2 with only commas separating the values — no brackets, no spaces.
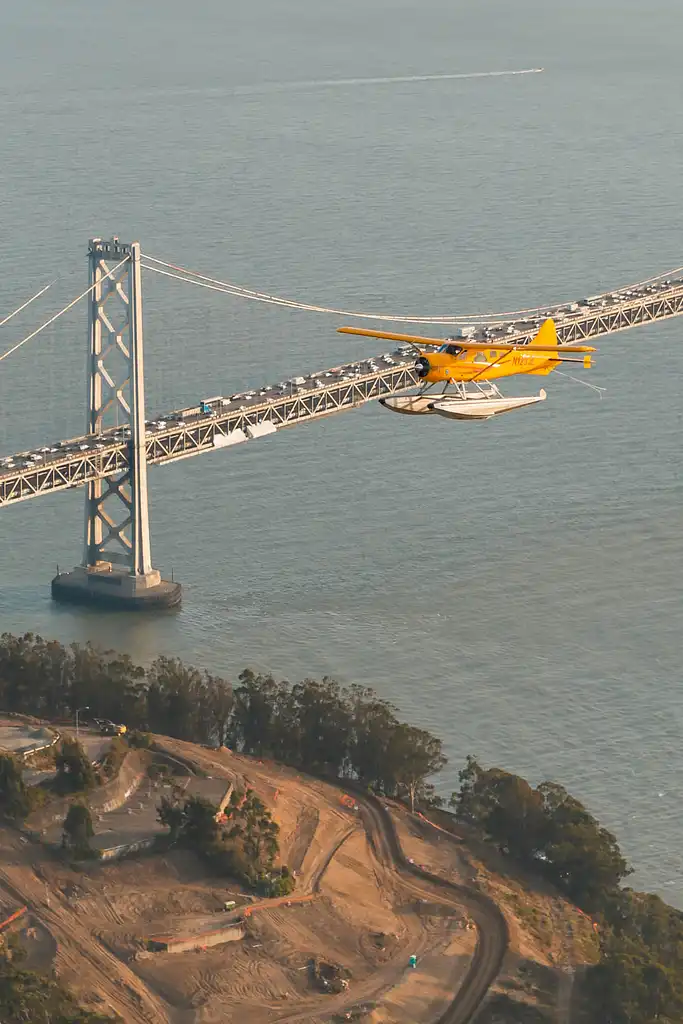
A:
0,362,419,507
2,281,683,508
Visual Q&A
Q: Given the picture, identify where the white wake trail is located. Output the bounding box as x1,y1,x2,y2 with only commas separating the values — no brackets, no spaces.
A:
235,68,545,95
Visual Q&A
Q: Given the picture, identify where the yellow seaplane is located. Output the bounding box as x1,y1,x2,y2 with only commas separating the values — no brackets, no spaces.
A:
337,318,596,420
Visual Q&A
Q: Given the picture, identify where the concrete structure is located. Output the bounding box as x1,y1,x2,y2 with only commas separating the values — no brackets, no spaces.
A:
99,836,157,862
0,722,57,758
148,924,245,954
51,239,180,610
92,776,233,857
25,749,150,836
33,772,235,858
22,727,112,787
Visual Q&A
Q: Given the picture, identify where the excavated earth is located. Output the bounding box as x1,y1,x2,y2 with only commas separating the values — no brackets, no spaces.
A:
0,735,598,1023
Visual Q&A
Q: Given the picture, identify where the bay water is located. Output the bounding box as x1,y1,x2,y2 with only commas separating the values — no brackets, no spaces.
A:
1,0,682,903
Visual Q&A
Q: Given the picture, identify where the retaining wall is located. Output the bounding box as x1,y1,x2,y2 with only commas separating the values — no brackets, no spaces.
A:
25,749,149,834
150,924,245,954
0,715,59,760
99,836,157,862
21,732,59,760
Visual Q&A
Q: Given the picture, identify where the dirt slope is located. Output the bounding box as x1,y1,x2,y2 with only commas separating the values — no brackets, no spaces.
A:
0,733,593,1023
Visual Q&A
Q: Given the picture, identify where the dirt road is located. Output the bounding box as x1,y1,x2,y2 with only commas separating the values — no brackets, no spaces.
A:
0,833,171,1023
0,737,508,1024
155,740,509,1022
354,794,508,1024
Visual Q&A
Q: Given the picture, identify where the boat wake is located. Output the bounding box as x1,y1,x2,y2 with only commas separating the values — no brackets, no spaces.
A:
233,68,545,95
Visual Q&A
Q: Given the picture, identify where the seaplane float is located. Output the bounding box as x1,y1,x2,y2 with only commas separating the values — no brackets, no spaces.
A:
337,318,596,421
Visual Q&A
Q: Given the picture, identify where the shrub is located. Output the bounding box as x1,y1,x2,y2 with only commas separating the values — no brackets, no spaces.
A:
128,730,152,749
0,754,32,821
97,736,128,781
62,802,99,860
55,739,96,794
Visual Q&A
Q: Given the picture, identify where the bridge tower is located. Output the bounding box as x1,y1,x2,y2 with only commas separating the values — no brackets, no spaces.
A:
51,238,181,609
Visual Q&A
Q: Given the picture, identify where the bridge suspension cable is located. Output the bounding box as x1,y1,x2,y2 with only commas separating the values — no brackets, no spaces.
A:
141,252,683,326
0,280,55,329
141,254,564,323
0,257,129,365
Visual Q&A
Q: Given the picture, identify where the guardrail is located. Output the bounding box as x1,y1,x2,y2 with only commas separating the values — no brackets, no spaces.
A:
20,733,59,761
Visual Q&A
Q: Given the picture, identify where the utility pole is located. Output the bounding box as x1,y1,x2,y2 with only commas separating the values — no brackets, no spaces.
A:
75,705,89,742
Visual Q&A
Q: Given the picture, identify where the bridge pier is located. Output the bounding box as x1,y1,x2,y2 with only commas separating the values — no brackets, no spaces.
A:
51,237,181,611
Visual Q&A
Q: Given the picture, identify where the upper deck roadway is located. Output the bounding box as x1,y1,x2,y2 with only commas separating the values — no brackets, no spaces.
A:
2,276,683,508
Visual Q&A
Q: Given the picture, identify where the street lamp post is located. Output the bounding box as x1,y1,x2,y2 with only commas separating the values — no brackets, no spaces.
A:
75,706,90,741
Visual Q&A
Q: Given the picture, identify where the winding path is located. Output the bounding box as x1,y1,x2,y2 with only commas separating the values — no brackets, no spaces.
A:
354,792,509,1024
0,733,508,1023
157,740,510,1022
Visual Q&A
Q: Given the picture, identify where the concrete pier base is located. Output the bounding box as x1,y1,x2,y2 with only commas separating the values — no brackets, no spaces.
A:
51,565,181,611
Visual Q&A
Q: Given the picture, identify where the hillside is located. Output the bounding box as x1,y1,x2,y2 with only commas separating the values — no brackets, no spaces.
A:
0,724,598,1023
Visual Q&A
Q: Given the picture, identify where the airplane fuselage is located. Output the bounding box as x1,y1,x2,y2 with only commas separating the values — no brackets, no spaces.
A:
416,344,561,383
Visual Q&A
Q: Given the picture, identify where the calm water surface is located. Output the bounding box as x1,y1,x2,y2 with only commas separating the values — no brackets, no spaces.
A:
1,0,682,903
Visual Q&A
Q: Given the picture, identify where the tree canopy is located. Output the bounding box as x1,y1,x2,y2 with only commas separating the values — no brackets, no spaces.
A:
55,738,97,794
581,890,683,1023
451,756,630,912
0,634,446,809
0,754,32,821
450,756,683,1023
229,672,446,801
63,802,96,858
158,788,285,892
0,936,113,1023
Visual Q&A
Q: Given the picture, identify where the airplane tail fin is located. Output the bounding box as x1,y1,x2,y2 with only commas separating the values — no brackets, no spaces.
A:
527,318,560,375
533,318,557,348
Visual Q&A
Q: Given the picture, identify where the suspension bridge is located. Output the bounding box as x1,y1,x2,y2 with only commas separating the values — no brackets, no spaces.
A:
2,237,683,609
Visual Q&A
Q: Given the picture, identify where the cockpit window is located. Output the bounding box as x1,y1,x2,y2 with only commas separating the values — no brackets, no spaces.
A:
444,344,462,356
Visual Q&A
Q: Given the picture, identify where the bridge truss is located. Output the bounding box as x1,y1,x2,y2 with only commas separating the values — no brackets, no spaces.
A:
2,237,683,607
0,362,419,508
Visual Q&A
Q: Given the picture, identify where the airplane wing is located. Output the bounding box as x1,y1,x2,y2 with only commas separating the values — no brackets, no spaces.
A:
336,324,596,354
